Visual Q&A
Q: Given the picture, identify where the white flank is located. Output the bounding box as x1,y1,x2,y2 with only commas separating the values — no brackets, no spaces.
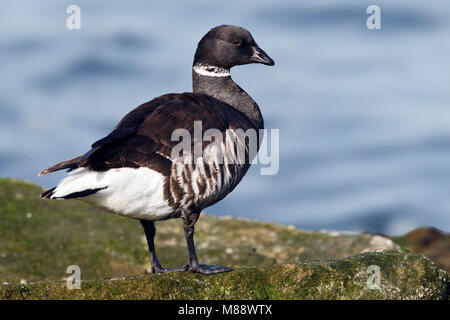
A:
193,65,231,77
51,167,173,220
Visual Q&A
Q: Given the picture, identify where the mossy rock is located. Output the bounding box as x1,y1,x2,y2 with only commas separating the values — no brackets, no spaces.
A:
0,178,449,299
1,250,448,300
391,227,450,273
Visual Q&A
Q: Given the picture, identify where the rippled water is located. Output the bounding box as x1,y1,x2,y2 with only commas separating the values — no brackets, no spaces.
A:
1,0,450,235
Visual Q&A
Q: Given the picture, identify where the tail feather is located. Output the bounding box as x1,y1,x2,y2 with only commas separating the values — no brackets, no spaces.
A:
40,187,56,199
56,187,107,199
40,167,108,200
40,186,105,199
38,156,83,176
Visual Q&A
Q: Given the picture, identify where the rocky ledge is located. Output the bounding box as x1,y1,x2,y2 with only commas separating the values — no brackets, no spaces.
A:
0,178,448,299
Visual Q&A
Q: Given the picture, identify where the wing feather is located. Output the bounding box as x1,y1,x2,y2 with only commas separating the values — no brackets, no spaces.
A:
39,92,256,177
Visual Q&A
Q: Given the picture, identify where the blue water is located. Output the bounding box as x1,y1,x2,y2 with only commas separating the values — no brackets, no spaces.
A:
1,0,450,235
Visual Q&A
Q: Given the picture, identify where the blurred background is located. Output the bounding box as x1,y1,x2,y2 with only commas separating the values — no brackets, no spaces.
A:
1,0,449,236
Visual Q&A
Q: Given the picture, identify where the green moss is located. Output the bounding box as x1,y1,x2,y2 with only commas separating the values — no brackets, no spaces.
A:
0,178,146,283
389,228,450,273
0,178,449,299
0,178,402,285
1,251,448,300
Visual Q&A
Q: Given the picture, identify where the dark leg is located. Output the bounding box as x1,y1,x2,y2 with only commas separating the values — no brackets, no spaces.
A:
140,220,187,274
183,212,233,275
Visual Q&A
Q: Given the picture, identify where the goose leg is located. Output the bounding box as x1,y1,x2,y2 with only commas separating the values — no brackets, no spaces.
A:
183,212,233,275
140,220,187,273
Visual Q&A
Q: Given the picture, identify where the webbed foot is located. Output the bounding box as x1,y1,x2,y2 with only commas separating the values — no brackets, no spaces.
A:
151,264,188,274
187,264,233,275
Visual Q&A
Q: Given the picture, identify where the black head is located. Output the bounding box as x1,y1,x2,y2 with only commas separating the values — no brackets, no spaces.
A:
193,25,274,69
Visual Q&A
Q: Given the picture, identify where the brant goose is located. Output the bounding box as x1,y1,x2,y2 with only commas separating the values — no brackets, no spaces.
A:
39,25,274,274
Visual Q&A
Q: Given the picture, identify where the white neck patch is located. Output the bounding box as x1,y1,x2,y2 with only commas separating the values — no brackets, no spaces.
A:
193,65,231,77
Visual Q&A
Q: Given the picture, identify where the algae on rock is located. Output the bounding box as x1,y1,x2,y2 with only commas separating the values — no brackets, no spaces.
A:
0,178,449,300
1,250,448,300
